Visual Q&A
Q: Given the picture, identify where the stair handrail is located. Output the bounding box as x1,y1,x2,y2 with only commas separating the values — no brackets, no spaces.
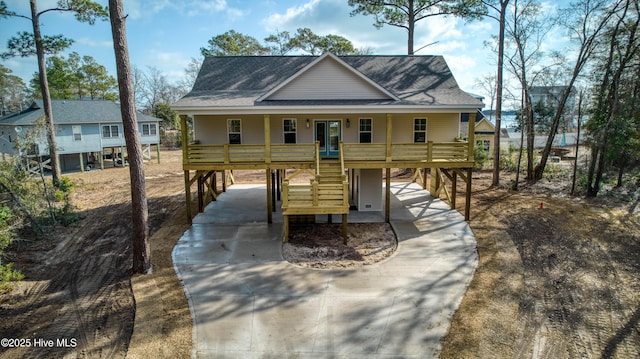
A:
315,141,320,177
339,141,346,182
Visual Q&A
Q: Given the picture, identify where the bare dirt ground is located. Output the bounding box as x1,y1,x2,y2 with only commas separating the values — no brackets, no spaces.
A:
1,150,639,358
0,150,192,359
282,222,397,269
441,169,640,358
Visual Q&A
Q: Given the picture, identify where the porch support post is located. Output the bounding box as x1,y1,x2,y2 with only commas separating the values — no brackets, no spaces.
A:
465,168,472,221
181,115,192,223
197,171,204,212
385,114,393,223
180,115,188,164
430,167,440,197
385,167,391,222
266,169,273,223
184,170,192,224
385,114,392,162
222,170,227,192
467,112,476,162
100,148,104,169
422,168,427,189
79,153,84,173
451,170,457,209
342,214,348,244
264,114,271,164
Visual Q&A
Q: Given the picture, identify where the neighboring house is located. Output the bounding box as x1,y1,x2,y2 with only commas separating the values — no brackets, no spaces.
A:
460,110,495,155
501,128,583,149
0,99,160,172
530,86,575,108
172,53,483,238
530,85,578,129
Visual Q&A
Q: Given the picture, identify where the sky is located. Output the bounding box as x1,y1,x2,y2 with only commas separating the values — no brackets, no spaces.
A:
1,0,571,109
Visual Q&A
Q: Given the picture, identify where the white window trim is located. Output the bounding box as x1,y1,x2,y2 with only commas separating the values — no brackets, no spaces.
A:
102,125,119,138
283,118,297,144
72,125,82,141
227,118,242,144
142,123,157,136
358,118,373,143
413,117,427,143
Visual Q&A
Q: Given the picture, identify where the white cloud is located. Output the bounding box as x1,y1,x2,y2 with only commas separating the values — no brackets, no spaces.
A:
225,7,249,21
77,38,113,48
142,50,191,83
126,0,232,19
260,0,495,56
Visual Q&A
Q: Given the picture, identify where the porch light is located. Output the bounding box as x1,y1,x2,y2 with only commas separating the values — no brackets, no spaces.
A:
306,119,310,128
346,118,350,128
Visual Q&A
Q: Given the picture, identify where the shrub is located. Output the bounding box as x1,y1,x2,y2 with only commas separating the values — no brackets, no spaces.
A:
0,263,24,292
474,145,488,170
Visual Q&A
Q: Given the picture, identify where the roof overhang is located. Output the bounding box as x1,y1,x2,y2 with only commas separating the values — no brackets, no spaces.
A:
172,103,483,116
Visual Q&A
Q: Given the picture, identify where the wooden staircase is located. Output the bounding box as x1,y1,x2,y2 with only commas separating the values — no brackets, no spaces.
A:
282,155,349,243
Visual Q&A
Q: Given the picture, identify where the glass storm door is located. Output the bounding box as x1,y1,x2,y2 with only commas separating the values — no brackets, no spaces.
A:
315,120,341,157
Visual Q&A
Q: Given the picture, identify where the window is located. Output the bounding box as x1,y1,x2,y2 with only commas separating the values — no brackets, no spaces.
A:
359,118,372,143
476,139,490,152
102,125,119,138
414,118,427,143
142,123,157,136
283,118,297,144
227,119,241,144
72,125,82,141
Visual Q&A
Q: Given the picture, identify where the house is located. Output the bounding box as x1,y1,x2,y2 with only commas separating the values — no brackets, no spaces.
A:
0,99,161,172
172,53,483,239
460,110,495,155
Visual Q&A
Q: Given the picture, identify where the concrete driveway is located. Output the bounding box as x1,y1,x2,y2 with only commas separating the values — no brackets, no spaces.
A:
173,182,477,358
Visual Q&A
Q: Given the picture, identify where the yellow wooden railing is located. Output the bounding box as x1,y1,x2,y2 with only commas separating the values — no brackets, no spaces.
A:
339,142,346,177
185,143,316,164
342,141,469,162
185,141,470,165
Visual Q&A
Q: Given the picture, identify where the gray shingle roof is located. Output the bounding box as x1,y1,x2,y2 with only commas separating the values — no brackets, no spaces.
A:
174,54,483,109
0,99,159,126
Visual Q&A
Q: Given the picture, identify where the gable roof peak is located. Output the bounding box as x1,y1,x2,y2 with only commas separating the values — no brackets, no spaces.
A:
256,52,399,102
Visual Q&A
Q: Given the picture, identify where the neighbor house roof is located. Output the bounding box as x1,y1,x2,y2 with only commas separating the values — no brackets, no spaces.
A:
173,53,483,113
0,99,159,126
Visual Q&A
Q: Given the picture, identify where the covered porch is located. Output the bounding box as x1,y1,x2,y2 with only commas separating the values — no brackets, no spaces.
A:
180,112,477,234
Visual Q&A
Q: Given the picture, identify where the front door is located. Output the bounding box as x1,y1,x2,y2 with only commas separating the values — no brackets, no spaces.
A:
315,120,341,157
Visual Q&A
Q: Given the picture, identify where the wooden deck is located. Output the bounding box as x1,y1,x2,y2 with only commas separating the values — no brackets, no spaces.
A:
183,141,474,170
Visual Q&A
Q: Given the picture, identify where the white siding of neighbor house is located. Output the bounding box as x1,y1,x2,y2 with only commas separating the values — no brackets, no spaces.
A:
266,57,391,101
56,124,102,154
138,122,161,145
0,126,20,155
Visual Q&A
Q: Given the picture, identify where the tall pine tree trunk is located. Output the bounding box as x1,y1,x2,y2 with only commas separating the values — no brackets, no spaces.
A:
109,0,150,274
407,0,415,55
493,0,509,187
30,0,61,184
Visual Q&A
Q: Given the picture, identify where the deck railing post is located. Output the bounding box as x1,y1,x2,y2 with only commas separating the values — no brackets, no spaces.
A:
282,180,289,209
315,141,320,176
181,115,188,165
223,143,230,164
386,114,392,162
264,114,271,164
312,180,319,206
468,112,476,161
